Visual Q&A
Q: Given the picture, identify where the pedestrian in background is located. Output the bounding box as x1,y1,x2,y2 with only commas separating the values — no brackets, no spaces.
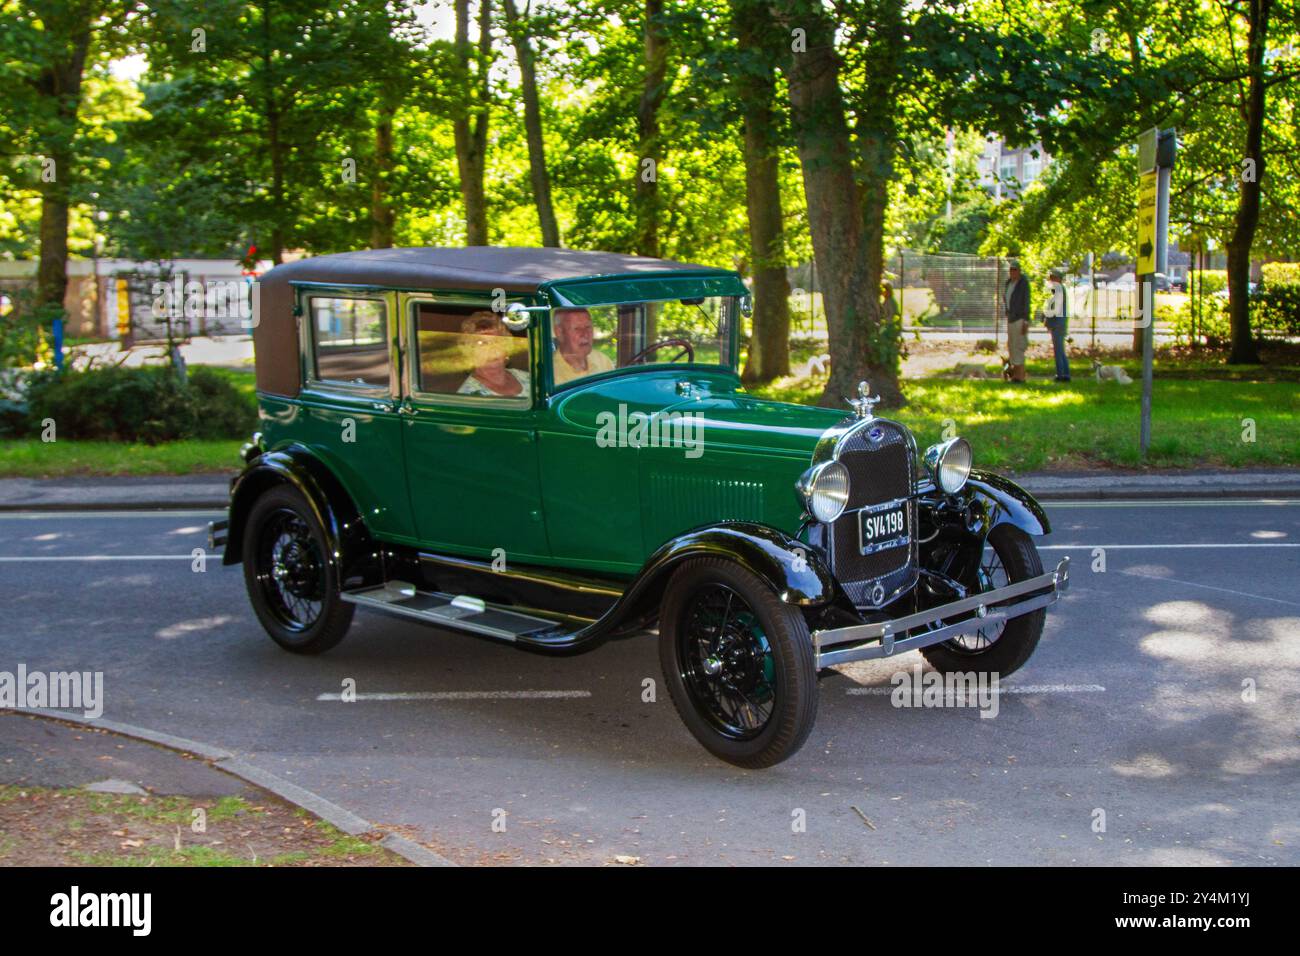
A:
1044,269,1071,382
1004,260,1030,382
880,281,898,325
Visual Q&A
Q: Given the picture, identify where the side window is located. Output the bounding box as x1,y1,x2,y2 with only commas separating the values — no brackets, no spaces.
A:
308,295,389,388
410,302,530,401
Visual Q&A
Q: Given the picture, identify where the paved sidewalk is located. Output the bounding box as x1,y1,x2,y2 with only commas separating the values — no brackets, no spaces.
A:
0,711,448,866
0,474,231,510
1,467,1298,511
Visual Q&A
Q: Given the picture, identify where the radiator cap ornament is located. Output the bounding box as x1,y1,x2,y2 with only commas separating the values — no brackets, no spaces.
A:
848,380,881,420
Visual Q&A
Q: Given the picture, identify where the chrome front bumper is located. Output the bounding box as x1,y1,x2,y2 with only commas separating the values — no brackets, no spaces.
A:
813,557,1069,668
207,519,228,554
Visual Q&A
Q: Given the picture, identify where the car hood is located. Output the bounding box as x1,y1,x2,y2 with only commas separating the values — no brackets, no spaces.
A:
550,369,846,458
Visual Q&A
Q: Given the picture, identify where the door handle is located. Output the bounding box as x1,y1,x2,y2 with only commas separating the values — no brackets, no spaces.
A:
398,401,418,417
370,401,393,412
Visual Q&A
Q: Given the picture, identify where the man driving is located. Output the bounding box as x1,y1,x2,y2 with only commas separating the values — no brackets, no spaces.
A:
552,307,615,386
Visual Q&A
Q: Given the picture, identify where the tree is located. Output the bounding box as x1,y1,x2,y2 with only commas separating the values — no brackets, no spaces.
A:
2,1,140,318
732,0,791,383
635,0,671,257
453,0,493,245
501,0,561,246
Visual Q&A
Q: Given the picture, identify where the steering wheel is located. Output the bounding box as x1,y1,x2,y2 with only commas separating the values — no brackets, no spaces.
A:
626,338,695,366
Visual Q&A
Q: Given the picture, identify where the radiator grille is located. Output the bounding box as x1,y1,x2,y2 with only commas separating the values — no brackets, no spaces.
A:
826,420,917,606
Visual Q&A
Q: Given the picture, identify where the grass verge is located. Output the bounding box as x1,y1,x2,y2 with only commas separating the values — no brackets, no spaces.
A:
751,356,1300,472
0,784,409,867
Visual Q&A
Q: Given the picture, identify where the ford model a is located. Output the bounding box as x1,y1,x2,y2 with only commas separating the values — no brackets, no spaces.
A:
210,247,1068,768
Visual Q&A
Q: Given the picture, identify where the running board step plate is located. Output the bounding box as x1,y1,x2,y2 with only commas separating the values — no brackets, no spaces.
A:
341,582,561,643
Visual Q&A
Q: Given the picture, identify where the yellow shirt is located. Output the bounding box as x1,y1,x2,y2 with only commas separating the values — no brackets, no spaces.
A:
553,348,615,385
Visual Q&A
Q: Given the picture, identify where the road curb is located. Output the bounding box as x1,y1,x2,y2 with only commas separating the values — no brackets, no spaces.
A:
1026,486,1300,501
5,708,457,868
5,490,1300,510
0,500,229,512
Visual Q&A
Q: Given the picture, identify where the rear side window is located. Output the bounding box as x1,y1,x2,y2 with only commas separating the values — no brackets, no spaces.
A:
308,295,389,388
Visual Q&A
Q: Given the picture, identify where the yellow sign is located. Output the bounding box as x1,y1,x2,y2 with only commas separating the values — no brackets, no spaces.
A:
1137,171,1158,274
115,278,131,338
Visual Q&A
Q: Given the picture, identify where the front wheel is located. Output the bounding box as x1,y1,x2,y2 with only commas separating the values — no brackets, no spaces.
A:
659,558,818,769
921,524,1046,678
241,485,354,654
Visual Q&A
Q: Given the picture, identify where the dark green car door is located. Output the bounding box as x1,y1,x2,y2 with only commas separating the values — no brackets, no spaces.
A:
398,294,551,563
290,287,413,540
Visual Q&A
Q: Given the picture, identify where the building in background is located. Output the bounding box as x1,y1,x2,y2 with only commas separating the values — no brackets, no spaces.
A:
977,137,1050,201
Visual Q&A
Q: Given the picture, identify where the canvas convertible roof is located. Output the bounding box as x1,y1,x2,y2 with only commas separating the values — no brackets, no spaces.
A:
254,247,738,396
261,246,729,293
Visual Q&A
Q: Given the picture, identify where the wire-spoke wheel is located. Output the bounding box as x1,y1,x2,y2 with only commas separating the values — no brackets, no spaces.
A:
945,543,1010,653
242,485,354,654
660,559,817,768
678,583,776,741
921,524,1046,678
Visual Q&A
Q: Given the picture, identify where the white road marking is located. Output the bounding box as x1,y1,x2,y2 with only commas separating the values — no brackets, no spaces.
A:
1117,569,1300,608
1040,543,1300,549
0,554,197,562
1048,499,1300,509
3,542,1295,563
846,683,1105,696
0,510,224,519
315,690,593,701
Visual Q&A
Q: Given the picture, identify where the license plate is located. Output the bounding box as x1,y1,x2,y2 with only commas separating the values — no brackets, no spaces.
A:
858,500,909,555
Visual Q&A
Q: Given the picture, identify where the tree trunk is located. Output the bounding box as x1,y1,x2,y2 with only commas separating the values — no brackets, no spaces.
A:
732,0,789,383
370,106,396,249
1226,0,1271,365
261,0,286,264
454,0,491,246
33,15,92,315
774,0,901,407
850,1,904,404
635,0,669,258
502,0,560,247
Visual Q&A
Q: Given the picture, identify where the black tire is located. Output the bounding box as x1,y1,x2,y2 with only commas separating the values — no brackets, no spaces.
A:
921,524,1045,678
659,558,818,769
241,484,354,654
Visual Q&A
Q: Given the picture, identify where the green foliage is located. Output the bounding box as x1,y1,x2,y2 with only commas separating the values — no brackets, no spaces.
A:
1261,262,1300,287
1253,285,1300,338
0,288,55,370
1192,270,1228,296
23,365,255,444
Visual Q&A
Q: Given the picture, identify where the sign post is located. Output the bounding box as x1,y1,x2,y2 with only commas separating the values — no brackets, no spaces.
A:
1137,127,1176,457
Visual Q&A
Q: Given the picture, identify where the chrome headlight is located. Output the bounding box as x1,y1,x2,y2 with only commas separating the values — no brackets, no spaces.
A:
796,460,851,523
924,437,973,494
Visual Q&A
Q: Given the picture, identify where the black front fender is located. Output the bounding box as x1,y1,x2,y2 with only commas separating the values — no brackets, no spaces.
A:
962,470,1051,536
223,446,371,572
605,521,836,635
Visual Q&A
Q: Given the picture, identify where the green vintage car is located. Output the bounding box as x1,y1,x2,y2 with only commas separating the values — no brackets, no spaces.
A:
211,247,1067,768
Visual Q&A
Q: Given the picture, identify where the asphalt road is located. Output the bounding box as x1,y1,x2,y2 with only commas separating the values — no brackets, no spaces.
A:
2,501,1297,866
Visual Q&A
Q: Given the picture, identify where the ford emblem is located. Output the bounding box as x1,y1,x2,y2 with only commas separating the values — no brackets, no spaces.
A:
867,426,884,442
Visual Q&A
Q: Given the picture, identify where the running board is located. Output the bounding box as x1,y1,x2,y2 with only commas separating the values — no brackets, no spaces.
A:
341,581,565,644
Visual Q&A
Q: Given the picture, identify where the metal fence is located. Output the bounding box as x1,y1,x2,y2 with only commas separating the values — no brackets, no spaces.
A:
788,251,1150,344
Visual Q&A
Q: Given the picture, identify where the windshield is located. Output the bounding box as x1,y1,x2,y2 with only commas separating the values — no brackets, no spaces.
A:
549,296,737,389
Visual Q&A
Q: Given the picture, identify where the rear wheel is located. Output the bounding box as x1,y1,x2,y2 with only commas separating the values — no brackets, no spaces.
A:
241,485,354,654
921,524,1045,677
659,559,818,769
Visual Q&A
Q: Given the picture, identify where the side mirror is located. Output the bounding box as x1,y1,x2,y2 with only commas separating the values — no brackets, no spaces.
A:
739,294,754,318
502,302,532,332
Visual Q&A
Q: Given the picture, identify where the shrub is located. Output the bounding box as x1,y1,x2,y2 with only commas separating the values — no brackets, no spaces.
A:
1261,262,1300,287
24,365,255,444
187,365,257,439
1254,262,1300,338
1168,298,1229,347
1188,270,1228,297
